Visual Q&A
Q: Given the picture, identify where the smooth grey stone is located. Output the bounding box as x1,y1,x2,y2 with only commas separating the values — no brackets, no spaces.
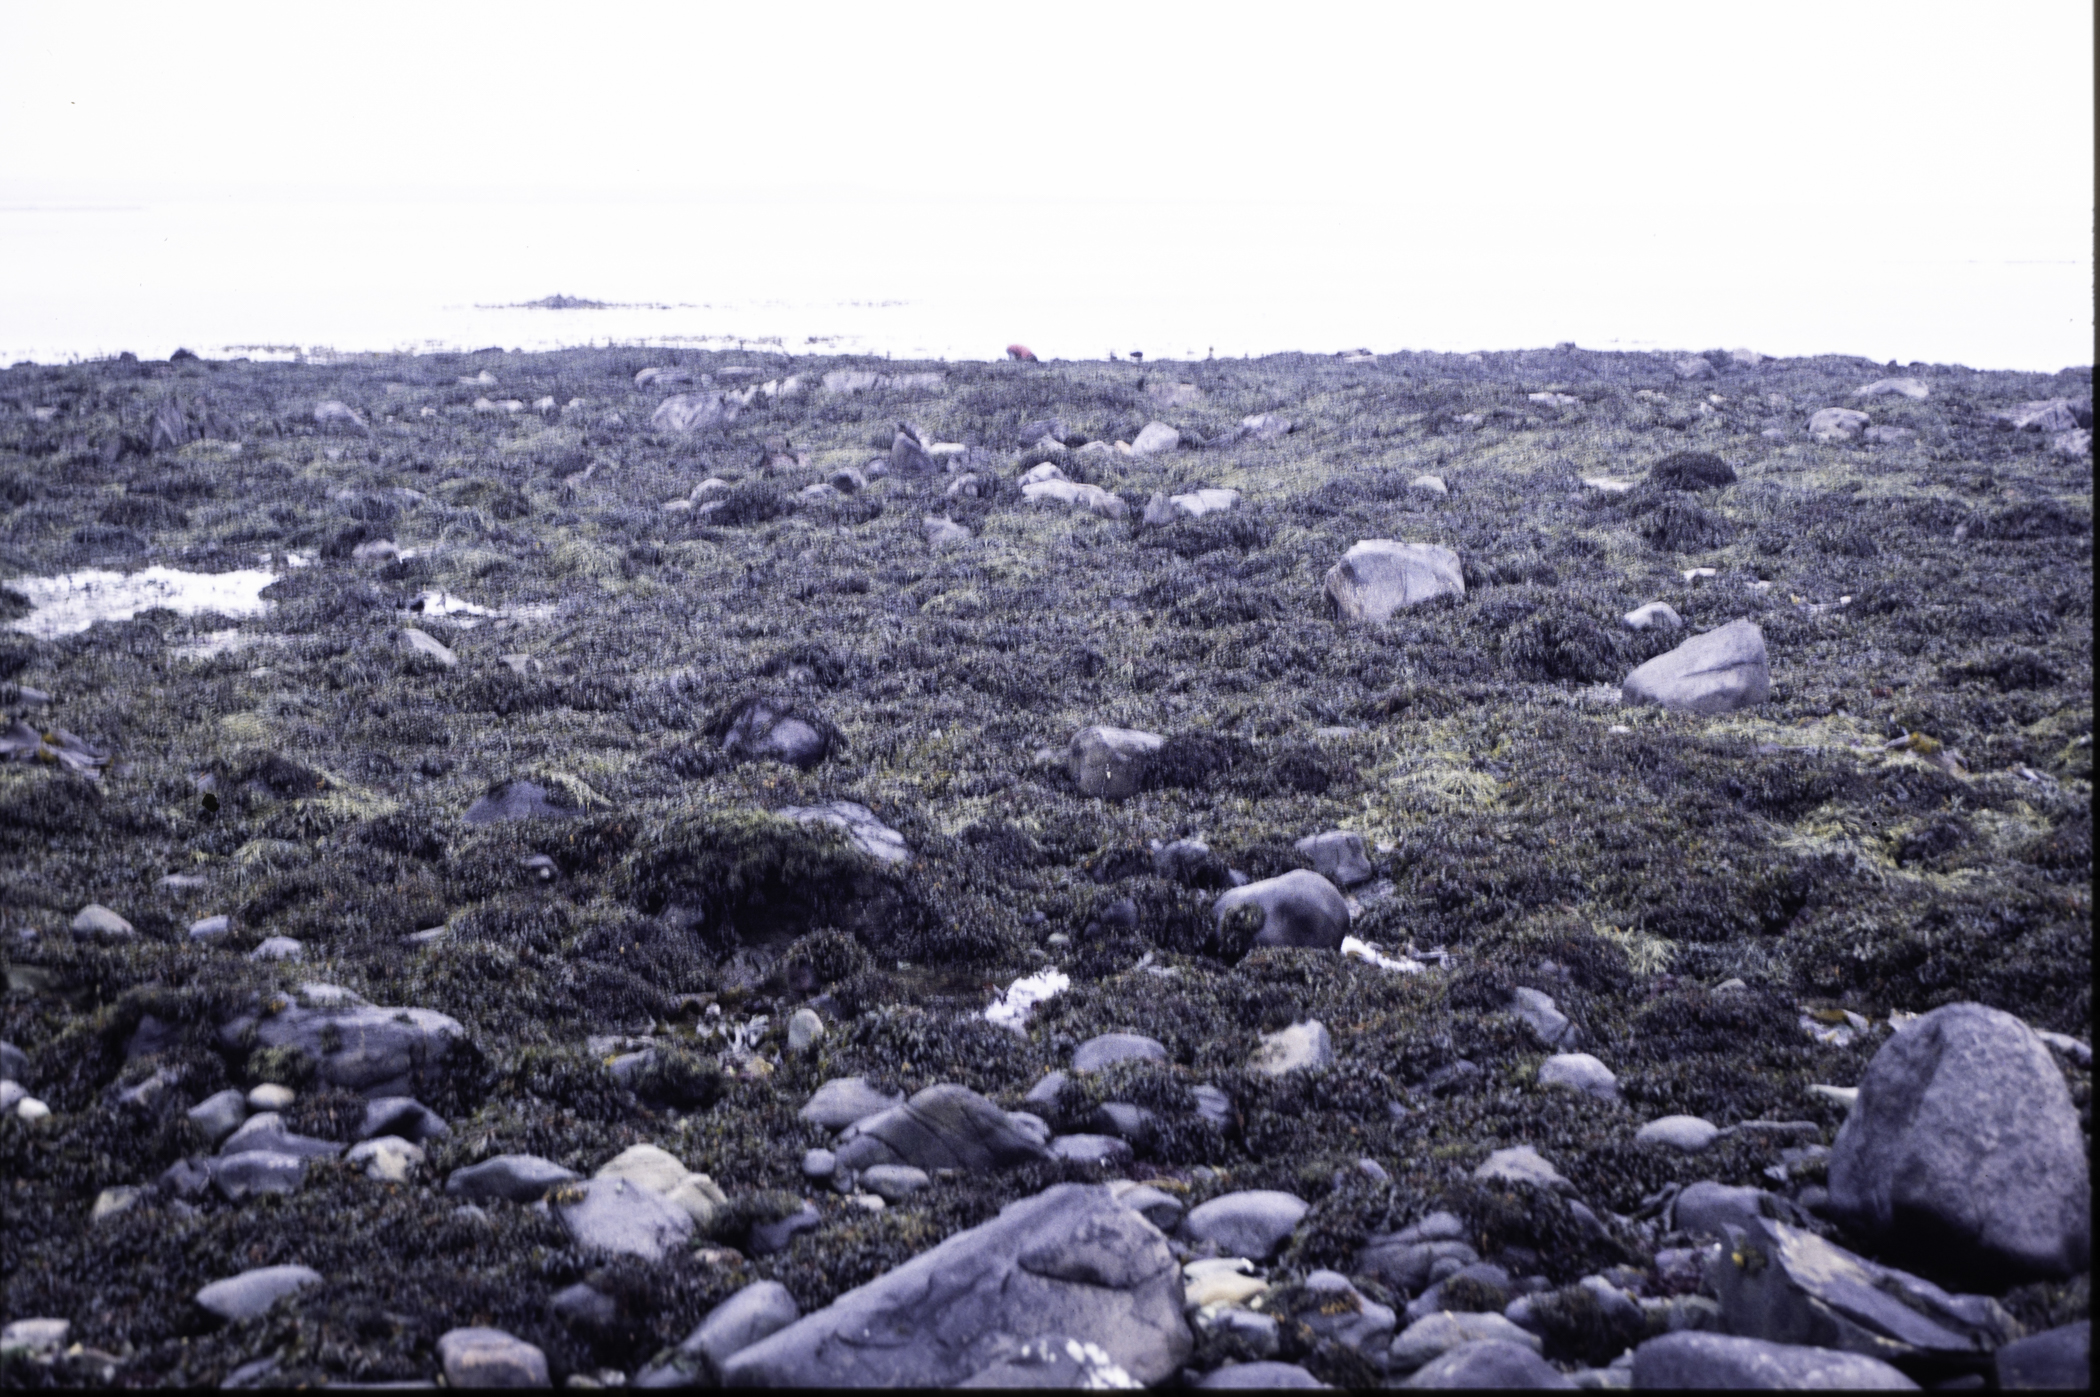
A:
924,516,972,549
1810,407,1871,440
216,1000,466,1098
832,1084,1051,1173
557,1176,695,1261
1622,602,1684,632
1,1318,70,1359
802,1148,837,1180
463,780,573,824
1050,1134,1134,1168
860,1164,933,1202
1130,421,1182,455
0,1040,26,1080
1631,1331,1918,1389
1391,1311,1542,1372
1474,1145,1572,1193
776,800,910,864
1358,1235,1480,1293
210,1150,308,1201
1190,1084,1233,1128
1250,1020,1334,1076
187,913,230,940
1995,1320,2089,1391
891,429,938,474
1072,1033,1169,1073
444,1153,578,1204
1182,1190,1309,1260
800,1076,905,1131
195,1264,322,1322
1023,1071,1068,1109
1091,1102,1159,1143
720,1183,1189,1388
1637,1115,1720,1152
748,1201,823,1255
550,1281,618,1330
1402,1338,1576,1388
249,936,303,961
1300,1269,1397,1357
722,699,826,770
437,1326,549,1388
1325,540,1465,621
159,1156,212,1198
1240,412,1295,440
1410,474,1449,496
1005,1111,1051,1148
1674,357,1718,380
1198,1360,1328,1388
1539,1053,1619,1102
786,1008,826,1052
72,903,135,937
219,1112,343,1159
1067,725,1165,800
959,1333,1156,1387
1671,1181,1800,1238
358,1095,448,1144
1828,1002,2090,1282
674,1280,800,1373
187,1088,249,1145
1211,870,1351,952
1293,830,1373,886
1621,619,1769,716
1511,987,1574,1047
1707,1217,2020,1366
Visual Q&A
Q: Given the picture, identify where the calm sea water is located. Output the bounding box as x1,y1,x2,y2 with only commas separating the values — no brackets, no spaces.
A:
2,194,2089,370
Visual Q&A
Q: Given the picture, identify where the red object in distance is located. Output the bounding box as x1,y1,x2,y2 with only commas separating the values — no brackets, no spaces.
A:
1006,344,1039,362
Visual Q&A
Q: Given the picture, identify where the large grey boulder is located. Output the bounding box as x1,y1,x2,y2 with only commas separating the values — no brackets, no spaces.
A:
639,1281,801,1386
1538,1053,1618,1103
1810,407,1871,442
1198,1361,1327,1388
209,1151,308,1201
1130,421,1183,456
219,1112,344,1159
800,1077,905,1130
1995,1321,2089,1391
557,1176,695,1261
1181,1190,1309,1260
1828,1002,2089,1282
445,1153,579,1203
1211,870,1350,952
1293,830,1372,886
832,1084,1051,1173
187,1088,249,1146
1855,377,1930,401
651,393,740,433
1324,541,1465,622
1706,1217,2020,1367
1401,1338,1575,1387
775,801,910,864
1068,726,1164,800
1296,1269,1397,1362
1358,1212,1479,1293
1670,1181,1801,1238
218,998,466,1099
1631,1332,1918,1389
1620,619,1769,716
719,1183,1189,1387
439,1326,550,1388
1249,1021,1334,1077
196,1265,322,1322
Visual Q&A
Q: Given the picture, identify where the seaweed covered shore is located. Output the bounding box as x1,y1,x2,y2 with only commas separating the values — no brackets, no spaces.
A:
0,341,2090,1387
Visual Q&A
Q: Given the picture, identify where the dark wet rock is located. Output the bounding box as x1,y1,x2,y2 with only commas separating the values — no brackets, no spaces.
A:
218,999,467,1098
637,1280,800,1386
1182,1190,1308,1260
1401,1337,1575,1387
1068,725,1165,800
550,1280,618,1331
1324,541,1465,621
1632,1332,1918,1389
1390,1311,1542,1373
891,428,939,475
1293,830,1372,886
1090,1102,1159,1144
557,1176,694,1260
1154,838,1225,885
220,1112,345,1159
209,1150,308,1201
775,800,910,864
1405,1261,1515,1323
1073,1033,1169,1073
1249,1019,1334,1076
195,1265,322,1322
1621,619,1769,716
358,1095,449,1143
1211,870,1350,952
832,1083,1052,1172
1359,1211,1480,1294
1198,1360,1327,1388
438,1326,549,1387
720,698,830,770
1995,1321,2089,1391
462,779,577,824
799,1076,905,1130
1707,1217,2020,1368
1049,1134,1133,1168
445,1153,579,1204
187,1088,248,1145
719,1183,1189,1387
1295,1268,1398,1360
1828,1002,2090,1283
748,1201,823,1256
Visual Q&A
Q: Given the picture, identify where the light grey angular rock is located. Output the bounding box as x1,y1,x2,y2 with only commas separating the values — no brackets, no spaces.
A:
1110,1181,1185,1231
1130,421,1183,455
1068,725,1165,799
1240,412,1295,440
250,936,303,961
1995,1320,2089,1391
346,1135,424,1182
2001,398,2082,432
1402,1338,1577,1387
438,1326,550,1388
220,1111,344,1159
1294,830,1373,886
188,1088,249,1145
358,1095,448,1143
1023,478,1126,518
1729,347,1766,367
196,1264,322,1321
924,515,973,549
1050,1134,1134,1168
718,1183,1190,1388
209,1150,308,1201
188,913,230,940
1855,377,1930,401
314,400,369,433
1190,1084,1234,1128
800,1076,905,1130
1211,869,1351,952
1706,1217,2021,1367
1182,1190,1310,1260
1828,1002,2089,1282
0,1318,69,1360
776,799,910,864
1671,1181,1801,1238
1638,1114,1720,1151
1620,619,1769,716
1198,1360,1328,1387
1391,1311,1543,1373
832,1083,1051,1173
654,1280,801,1382
1250,1020,1334,1077
1631,1331,1918,1389
72,903,134,937
860,1164,933,1202
1023,1071,1068,1109
557,1176,695,1261
651,392,740,433
1073,1032,1169,1073
1539,1053,1619,1102
217,999,466,1099
1474,1145,1573,1193
1623,602,1684,632
1410,474,1449,496
399,627,457,667
1324,540,1465,622
1810,407,1871,441
1511,987,1574,1046
445,1153,579,1204
786,1007,826,1053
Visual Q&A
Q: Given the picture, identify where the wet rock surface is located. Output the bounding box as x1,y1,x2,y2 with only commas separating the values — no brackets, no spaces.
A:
0,345,2086,1388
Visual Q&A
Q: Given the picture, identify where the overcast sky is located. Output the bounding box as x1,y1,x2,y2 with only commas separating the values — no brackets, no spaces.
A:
3,2,2092,367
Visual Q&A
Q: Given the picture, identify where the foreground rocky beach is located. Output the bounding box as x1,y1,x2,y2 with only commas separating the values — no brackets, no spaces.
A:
0,341,2089,1388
